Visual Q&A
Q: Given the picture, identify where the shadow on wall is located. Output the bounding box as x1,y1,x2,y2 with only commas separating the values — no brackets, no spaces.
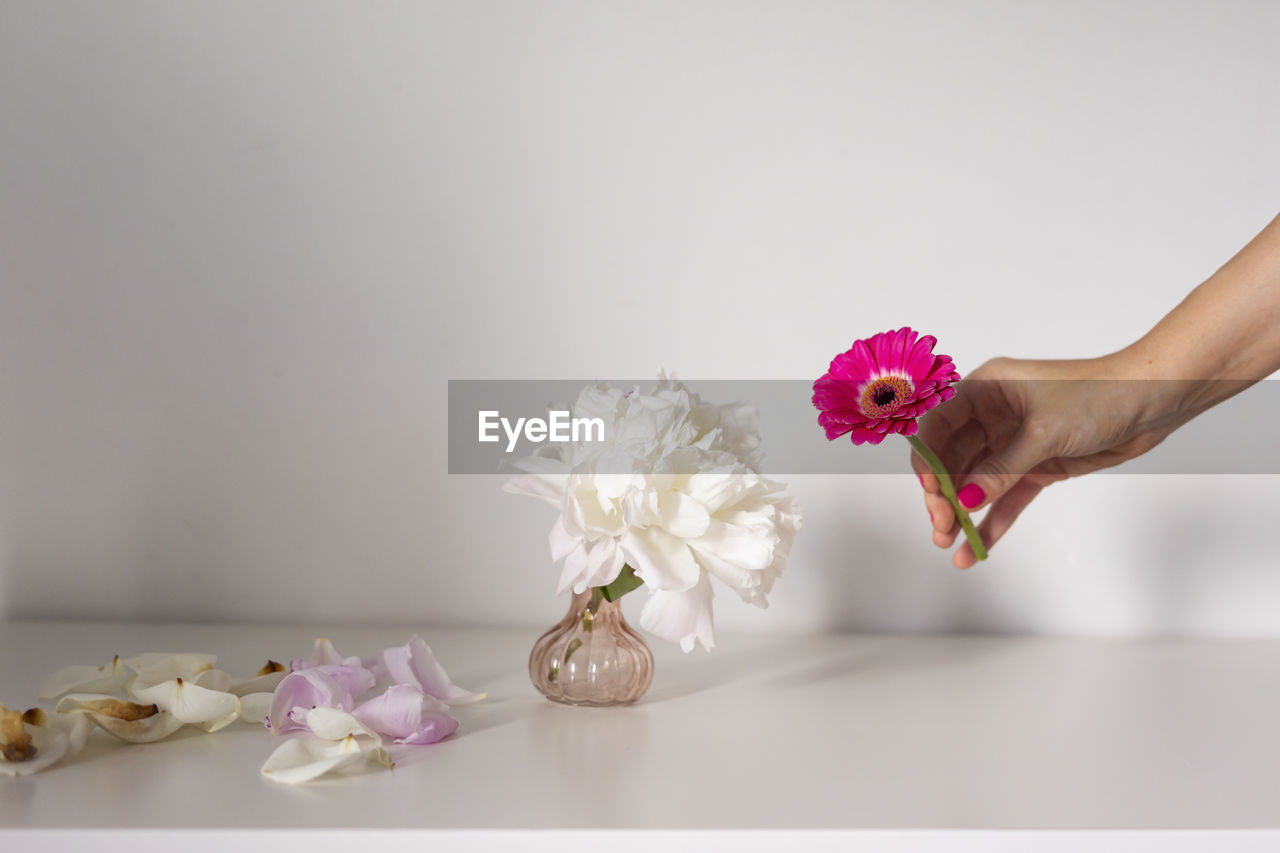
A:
797,476,1030,634
1126,476,1275,636
798,474,1280,637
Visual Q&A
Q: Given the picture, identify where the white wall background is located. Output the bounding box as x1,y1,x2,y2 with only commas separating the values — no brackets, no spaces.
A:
1,1,1278,635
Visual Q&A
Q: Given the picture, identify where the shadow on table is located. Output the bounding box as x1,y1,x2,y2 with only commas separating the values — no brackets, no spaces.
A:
643,632,1007,704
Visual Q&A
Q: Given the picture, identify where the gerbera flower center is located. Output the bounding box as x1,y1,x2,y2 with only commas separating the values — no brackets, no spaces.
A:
859,375,913,419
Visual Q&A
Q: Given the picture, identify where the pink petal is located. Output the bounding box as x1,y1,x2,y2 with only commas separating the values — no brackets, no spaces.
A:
850,426,884,445
906,339,939,380
353,684,458,745
381,635,484,705
267,664,376,734
828,339,877,380
394,715,459,745
868,330,895,374
895,327,919,369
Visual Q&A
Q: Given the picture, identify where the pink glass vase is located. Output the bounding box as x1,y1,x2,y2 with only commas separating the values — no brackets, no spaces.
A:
529,588,654,706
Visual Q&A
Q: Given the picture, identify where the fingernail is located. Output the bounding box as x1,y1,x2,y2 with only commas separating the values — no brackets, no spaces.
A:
917,473,924,487
928,510,934,524
957,483,985,509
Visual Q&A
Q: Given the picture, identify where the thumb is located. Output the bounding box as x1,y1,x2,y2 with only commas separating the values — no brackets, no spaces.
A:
954,429,1049,512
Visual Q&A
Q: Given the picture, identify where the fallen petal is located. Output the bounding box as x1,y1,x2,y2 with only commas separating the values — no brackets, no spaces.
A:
194,668,235,693
0,710,70,777
21,707,90,757
131,678,241,732
304,707,381,743
55,694,185,743
238,692,273,726
229,661,288,697
304,639,345,668
0,704,35,762
380,636,485,705
38,656,128,700
266,665,376,735
126,653,218,692
260,734,393,784
352,684,458,745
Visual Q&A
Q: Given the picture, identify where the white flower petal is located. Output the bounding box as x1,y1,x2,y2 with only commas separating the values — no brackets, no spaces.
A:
59,711,93,756
690,518,776,573
55,694,186,743
126,653,218,691
683,471,758,514
548,515,579,562
38,656,129,700
260,735,393,784
22,707,94,758
238,692,273,726
228,661,288,697
577,539,625,592
130,679,241,731
690,546,756,595
194,668,235,693
304,707,381,743
621,527,701,591
556,539,590,595
640,572,716,653
658,491,711,539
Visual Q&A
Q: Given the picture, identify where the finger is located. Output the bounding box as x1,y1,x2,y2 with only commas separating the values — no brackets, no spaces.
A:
976,477,1045,551
926,490,954,534
933,515,961,549
954,426,1052,516
954,536,983,569
953,477,1045,568
910,453,940,494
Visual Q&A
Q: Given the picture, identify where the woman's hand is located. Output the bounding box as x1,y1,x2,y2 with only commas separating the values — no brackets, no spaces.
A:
912,213,1280,568
911,354,1187,568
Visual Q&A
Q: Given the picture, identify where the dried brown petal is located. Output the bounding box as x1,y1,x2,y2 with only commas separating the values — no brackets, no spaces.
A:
0,706,36,762
256,660,286,677
79,698,160,722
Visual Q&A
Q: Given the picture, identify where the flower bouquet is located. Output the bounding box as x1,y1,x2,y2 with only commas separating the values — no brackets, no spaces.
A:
506,376,801,705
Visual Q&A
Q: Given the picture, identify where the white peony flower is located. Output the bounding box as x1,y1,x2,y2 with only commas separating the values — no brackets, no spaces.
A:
505,377,801,652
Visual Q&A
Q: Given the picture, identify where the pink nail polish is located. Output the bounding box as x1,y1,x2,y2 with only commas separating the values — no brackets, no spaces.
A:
957,483,985,509
928,510,934,523
917,473,925,487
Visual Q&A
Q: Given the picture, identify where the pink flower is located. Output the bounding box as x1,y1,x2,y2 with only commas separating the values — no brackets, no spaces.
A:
812,327,960,445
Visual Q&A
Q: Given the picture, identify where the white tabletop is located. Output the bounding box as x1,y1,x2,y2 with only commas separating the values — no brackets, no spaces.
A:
4,620,1280,846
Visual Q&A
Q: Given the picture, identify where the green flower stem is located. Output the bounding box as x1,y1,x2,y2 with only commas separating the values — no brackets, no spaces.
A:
906,434,988,562
598,564,644,602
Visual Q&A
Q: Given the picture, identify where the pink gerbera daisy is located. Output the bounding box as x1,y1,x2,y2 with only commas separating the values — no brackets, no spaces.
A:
812,327,960,445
